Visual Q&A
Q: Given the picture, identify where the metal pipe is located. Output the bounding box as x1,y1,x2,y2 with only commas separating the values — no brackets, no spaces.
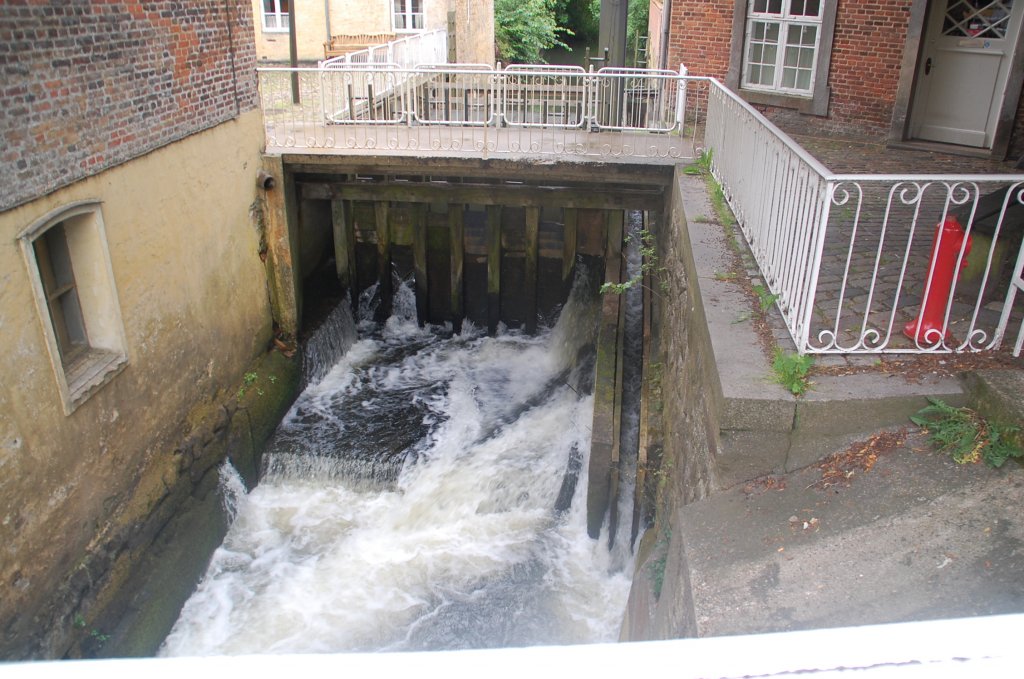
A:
659,0,671,71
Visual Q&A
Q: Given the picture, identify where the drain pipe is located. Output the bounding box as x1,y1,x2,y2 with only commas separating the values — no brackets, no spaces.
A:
659,0,672,71
324,0,331,44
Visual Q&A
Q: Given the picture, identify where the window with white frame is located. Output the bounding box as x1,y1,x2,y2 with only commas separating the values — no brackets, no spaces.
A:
742,0,823,96
393,0,425,31
262,0,290,33
20,202,128,414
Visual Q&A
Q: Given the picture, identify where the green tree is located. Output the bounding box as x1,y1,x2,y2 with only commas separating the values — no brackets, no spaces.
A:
495,0,572,63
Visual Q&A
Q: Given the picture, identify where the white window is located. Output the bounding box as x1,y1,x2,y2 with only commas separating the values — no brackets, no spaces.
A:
262,0,291,33
393,0,425,32
742,0,822,96
20,202,128,414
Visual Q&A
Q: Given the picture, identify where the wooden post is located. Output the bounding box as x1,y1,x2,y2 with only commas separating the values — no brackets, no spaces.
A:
524,206,539,334
413,203,429,326
331,199,351,292
260,155,301,338
374,201,392,319
486,205,502,335
562,207,578,287
449,205,465,330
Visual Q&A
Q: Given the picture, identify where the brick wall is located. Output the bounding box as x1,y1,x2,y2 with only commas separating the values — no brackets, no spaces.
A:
665,0,734,77
0,1,258,213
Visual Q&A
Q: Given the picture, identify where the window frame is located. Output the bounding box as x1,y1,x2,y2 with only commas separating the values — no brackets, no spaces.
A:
727,0,838,116
19,201,128,415
261,0,291,34
392,0,426,33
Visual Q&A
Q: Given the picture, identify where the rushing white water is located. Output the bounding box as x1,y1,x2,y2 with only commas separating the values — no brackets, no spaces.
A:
161,280,633,656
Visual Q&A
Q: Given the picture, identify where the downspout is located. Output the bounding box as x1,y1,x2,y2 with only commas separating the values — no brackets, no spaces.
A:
324,0,331,43
659,0,672,71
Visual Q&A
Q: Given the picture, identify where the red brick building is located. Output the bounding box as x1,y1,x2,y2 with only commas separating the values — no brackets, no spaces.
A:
651,0,1024,160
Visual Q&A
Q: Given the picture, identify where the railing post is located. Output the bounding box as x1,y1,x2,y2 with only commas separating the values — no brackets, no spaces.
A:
675,64,687,135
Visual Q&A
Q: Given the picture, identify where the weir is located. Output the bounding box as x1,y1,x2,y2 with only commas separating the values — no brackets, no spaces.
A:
155,157,672,653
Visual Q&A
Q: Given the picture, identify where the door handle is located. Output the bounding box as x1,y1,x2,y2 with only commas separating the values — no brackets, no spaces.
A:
925,57,933,75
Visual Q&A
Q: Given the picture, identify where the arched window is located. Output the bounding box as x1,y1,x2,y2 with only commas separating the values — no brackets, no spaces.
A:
19,202,128,414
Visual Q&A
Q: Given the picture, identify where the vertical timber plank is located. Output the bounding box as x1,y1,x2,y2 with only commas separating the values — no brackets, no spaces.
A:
331,199,351,293
562,207,578,288
449,205,465,331
374,200,392,320
486,204,502,335
413,203,429,326
587,208,624,540
524,206,539,334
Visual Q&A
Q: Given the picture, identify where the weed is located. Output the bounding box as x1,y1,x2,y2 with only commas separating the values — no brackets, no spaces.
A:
73,614,86,629
752,283,780,312
683,148,712,176
771,348,813,396
713,271,738,281
90,629,110,644
910,398,1023,468
237,371,263,399
692,214,712,223
649,525,672,599
600,228,669,298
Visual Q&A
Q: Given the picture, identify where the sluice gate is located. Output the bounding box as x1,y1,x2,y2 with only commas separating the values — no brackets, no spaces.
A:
277,158,674,543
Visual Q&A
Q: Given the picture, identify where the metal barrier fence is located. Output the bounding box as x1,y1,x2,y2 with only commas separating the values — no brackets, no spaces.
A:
257,64,702,160
705,83,1024,356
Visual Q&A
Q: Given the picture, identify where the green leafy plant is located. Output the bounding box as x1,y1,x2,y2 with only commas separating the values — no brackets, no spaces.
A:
495,0,571,63
600,228,669,297
752,283,779,313
237,371,266,398
911,398,1023,468
683,149,713,176
771,348,813,396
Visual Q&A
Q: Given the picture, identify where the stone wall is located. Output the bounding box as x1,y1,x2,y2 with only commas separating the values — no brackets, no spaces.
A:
1,1,258,212
620,169,720,640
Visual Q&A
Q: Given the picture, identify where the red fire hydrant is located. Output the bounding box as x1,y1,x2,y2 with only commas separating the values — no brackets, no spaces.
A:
903,216,972,344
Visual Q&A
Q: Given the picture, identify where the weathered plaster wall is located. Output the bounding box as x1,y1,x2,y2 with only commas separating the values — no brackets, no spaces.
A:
252,0,470,63
0,112,276,658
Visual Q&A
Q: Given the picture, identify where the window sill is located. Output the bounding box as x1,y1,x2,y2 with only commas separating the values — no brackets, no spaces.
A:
66,348,127,412
737,86,829,117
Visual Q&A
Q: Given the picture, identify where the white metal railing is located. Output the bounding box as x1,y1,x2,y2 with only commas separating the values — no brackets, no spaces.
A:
257,64,703,160
319,29,447,69
705,81,1024,356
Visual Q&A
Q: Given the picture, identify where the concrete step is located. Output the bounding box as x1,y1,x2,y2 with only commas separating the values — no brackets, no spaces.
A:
675,432,1024,637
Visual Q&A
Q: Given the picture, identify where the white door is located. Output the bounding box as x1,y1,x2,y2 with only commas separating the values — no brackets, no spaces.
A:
911,0,1024,148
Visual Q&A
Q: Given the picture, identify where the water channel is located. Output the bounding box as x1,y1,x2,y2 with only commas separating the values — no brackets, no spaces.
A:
160,266,637,655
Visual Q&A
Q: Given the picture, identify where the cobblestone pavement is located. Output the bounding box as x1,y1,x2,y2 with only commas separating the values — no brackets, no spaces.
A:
766,134,1024,362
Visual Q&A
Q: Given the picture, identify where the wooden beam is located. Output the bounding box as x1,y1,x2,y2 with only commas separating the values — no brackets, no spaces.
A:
524,206,539,334
330,199,351,292
562,207,578,286
486,205,501,335
283,155,675,187
374,200,392,319
413,203,429,326
298,181,664,211
449,205,465,328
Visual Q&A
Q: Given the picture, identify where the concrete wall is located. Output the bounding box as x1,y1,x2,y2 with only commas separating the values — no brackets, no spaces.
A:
0,112,277,658
620,169,720,640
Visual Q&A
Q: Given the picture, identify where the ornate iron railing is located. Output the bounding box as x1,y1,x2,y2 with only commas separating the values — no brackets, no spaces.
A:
705,83,1024,356
257,64,703,160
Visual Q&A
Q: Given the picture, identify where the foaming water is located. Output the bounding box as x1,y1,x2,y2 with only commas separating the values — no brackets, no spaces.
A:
161,280,631,656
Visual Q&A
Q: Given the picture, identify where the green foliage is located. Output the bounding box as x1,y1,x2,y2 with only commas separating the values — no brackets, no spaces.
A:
911,398,1023,468
683,149,713,176
238,371,266,399
495,0,572,63
771,348,813,396
600,228,669,297
752,283,779,313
